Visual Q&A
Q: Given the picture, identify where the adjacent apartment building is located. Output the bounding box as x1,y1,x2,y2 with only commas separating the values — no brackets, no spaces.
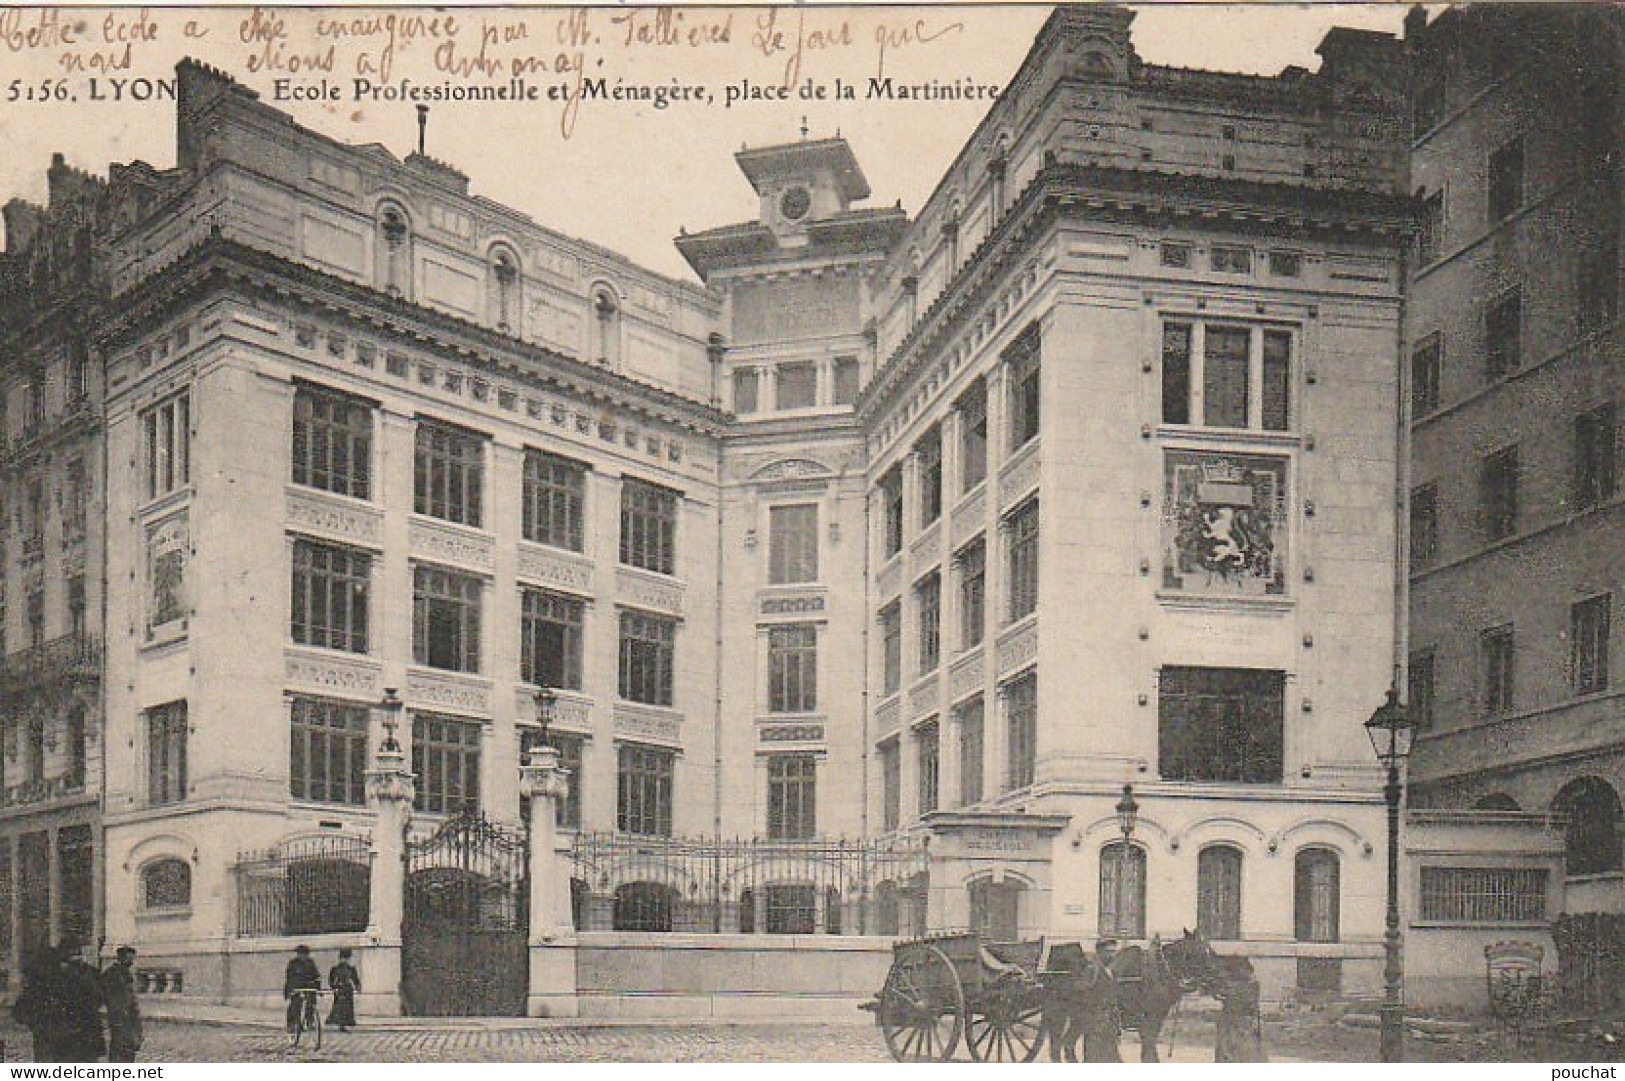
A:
0,5,1418,1004
1406,4,1625,914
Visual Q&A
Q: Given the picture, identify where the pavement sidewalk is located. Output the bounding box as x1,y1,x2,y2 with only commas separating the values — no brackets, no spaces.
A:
138,1000,878,1031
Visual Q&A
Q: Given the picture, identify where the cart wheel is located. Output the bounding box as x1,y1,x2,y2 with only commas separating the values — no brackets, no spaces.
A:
966,990,1046,1063
879,945,965,1061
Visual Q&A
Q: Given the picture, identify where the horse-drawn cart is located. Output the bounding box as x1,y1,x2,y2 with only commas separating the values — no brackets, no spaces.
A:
862,932,1049,1062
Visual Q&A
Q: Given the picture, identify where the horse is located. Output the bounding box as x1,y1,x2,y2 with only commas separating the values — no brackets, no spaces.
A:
1041,929,1220,1063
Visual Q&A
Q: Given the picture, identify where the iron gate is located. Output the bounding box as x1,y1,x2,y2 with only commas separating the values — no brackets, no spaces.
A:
402,812,529,1016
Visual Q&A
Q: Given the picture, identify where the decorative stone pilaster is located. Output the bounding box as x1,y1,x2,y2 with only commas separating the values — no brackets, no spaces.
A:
520,744,579,1017
362,737,414,1017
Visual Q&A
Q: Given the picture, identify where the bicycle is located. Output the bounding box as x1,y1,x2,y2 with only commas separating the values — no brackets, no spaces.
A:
287,988,325,1051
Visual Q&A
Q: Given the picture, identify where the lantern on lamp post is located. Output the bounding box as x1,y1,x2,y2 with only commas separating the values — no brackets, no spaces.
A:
1365,686,1414,1063
377,686,404,754
533,687,557,751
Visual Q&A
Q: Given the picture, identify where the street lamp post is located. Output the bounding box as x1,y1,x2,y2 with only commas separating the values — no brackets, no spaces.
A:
1365,686,1414,1064
1115,783,1139,939
534,686,557,751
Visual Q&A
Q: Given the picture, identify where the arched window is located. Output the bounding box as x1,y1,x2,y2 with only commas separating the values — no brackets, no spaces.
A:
1293,848,1340,943
1475,792,1522,811
141,858,191,909
590,286,621,370
376,204,413,298
489,247,521,332
1552,777,1623,876
1099,842,1146,939
968,877,1023,943
1197,845,1243,940
612,881,676,932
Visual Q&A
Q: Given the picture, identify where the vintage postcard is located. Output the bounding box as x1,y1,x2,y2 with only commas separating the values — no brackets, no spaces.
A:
0,0,1612,1067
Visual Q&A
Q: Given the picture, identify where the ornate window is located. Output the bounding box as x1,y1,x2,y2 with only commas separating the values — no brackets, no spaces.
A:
1005,499,1039,623
290,540,370,653
1161,321,1292,431
1004,671,1037,791
141,392,191,501
412,564,482,673
412,713,481,816
879,602,902,696
617,743,674,837
917,425,943,526
522,450,587,553
879,467,904,558
767,625,817,714
619,479,678,575
292,384,372,500
1006,326,1042,450
521,589,584,691
141,859,191,910
958,538,986,650
767,754,816,840
916,720,939,815
414,419,485,527
957,696,984,806
618,610,675,706
290,697,369,806
958,377,988,492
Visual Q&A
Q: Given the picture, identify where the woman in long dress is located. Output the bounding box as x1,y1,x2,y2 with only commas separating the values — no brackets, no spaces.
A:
327,949,361,1032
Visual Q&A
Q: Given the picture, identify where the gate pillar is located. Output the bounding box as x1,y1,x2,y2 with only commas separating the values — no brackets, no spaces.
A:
520,744,578,1017
363,723,414,1017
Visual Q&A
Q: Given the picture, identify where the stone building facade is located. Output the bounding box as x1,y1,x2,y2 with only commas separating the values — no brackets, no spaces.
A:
1,5,1418,1007
1406,5,1625,916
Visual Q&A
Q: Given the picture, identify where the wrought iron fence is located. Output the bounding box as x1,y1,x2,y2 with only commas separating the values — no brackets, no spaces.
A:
235,834,372,937
570,832,929,935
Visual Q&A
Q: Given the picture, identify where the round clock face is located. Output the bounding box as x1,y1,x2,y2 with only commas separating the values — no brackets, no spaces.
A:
779,186,811,222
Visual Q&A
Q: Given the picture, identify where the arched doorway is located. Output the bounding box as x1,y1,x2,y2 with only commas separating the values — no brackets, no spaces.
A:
1552,777,1623,876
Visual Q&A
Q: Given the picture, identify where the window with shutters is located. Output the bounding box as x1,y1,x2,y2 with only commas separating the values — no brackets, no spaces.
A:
1099,843,1146,938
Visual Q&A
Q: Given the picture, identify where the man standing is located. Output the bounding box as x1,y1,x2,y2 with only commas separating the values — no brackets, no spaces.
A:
54,942,106,1062
101,947,143,1063
283,945,322,1033
1079,938,1122,1063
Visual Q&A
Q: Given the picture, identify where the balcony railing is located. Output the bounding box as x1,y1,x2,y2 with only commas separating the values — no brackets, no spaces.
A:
0,633,102,691
0,774,87,808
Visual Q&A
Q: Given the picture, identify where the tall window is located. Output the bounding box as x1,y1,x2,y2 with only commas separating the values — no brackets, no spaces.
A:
1294,849,1341,942
768,624,818,713
1099,842,1146,938
880,467,904,558
832,357,861,406
1575,405,1618,511
62,458,86,541
412,565,482,673
879,739,900,831
414,420,485,526
1007,326,1042,450
290,697,369,806
1412,335,1442,417
620,479,678,575
916,572,941,673
958,539,986,649
879,602,902,696
520,589,584,690
958,378,988,492
292,385,372,499
522,450,586,552
1485,291,1523,380
619,610,675,706
1410,483,1439,569
1006,499,1039,622
767,754,816,840
1480,446,1519,541
1197,846,1243,940
732,368,758,414
1580,236,1620,330
141,393,190,501
916,427,942,526
1408,649,1436,730
146,701,187,806
916,721,940,815
776,362,816,410
1159,666,1285,784
617,743,674,836
1480,624,1516,716
1417,190,1445,265
1004,672,1037,791
1488,136,1525,223
291,540,370,653
768,504,818,584
413,714,481,815
957,696,984,806
1161,322,1293,431
1573,595,1611,695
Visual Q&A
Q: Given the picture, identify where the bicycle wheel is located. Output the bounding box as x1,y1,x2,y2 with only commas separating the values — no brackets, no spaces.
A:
288,1001,304,1050
310,998,324,1051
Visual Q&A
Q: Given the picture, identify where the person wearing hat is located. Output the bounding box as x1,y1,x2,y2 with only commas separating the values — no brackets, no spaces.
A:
327,948,361,1032
101,947,143,1062
282,945,322,1034
1079,938,1122,1063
